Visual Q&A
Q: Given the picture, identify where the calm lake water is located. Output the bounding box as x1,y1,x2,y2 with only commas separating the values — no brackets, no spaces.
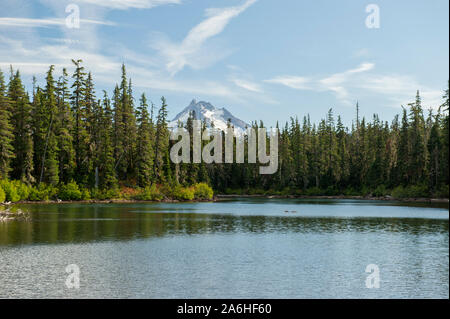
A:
0,198,448,299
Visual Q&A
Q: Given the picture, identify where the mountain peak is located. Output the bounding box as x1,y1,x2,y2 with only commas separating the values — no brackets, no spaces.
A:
169,99,248,132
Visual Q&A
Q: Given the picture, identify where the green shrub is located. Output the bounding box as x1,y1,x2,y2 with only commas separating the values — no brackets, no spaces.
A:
0,186,5,203
193,183,213,199
268,189,281,195
224,188,244,195
391,185,429,198
324,186,338,196
360,186,371,196
28,183,58,201
435,185,449,198
179,187,195,201
373,185,387,197
0,180,20,202
90,188,101,200
407,185,429,198
103,188,120,199
343,187,360,196
248,188,265,195
81,188,91,200
91,188,120,200
136,185,164,201
170,185,195,200
391,186,405,198
28,187,44,201
12,181,31,200
58,181,82,201
280,187,292,196
305,187,322,196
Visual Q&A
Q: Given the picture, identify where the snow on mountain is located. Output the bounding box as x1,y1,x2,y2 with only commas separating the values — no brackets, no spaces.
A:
168,99,249,133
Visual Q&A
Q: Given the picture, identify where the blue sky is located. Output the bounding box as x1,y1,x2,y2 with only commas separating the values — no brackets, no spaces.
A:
0,0,448,126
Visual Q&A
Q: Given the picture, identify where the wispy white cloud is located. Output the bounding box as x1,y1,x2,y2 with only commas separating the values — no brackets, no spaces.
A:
264,75,311,90
0,35,121,75
0,17,115,27
0,0,262,104
318,63,374,102
0,32,241,101
152,0,258,75
266,63,374,105
264,63,445,109
359,74,445,110
76,0,181,10
320,63,374,84
129,67,237,98
231,78,263,93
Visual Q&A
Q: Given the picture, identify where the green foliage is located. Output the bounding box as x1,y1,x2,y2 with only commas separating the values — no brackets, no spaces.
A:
90,188,115,200
81,188,91,200
247,188,266,195
16,181,30,200
28,183,58,201
343,187,360,196
0,180,31,202
324,186,339,196
373,185,388,197
305,187,323,196
58,181,82,201
0,186,5,203
0,69,14,180
136,184,163,201
136,93,154,187
391,186,407,198
169,185,195,201
193,183,214,199
435,185,449,199
360,186,371,196
0,179,20,202
391,185,429,198
224,188,244,195
9,69,34,184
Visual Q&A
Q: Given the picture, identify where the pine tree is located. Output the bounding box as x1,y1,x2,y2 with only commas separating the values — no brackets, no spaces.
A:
154,97,169,183
136,93,154,187
440,83,449,186
39,65,59,185
427,113,441,190
408,91,427,184
70,59,89,184
99,91,117,189
112,84,123,178
0,68,14,179
8,68,34,184
56,68,75,183
336,115,349,187
119,65,137,181
396,108,410,185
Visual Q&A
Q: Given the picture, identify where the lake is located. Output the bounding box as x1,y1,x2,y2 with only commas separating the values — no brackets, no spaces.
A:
0,198,448,298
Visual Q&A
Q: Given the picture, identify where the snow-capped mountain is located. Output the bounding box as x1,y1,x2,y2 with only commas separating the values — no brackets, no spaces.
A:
168,99,249,133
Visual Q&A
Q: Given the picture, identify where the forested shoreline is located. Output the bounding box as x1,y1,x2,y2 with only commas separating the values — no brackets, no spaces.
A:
0,60,448,203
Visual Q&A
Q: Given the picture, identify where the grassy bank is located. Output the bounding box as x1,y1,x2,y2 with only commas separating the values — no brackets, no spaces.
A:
1,179,448,205
0,179,214,204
